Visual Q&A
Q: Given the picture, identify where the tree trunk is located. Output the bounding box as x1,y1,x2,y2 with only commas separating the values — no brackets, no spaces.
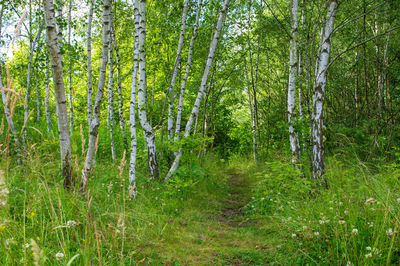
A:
288,0,300,163
175,0,203,141
113,26,128,152
167,0,190,140
87,0,94,128
35,75,40,122
44,0,73,189
45,56,52,133
136,0,159,179
311,0,338,186
108,28,116,160
80,0,112,192
166,0,231,180
129,5,140,195
67,0,74,133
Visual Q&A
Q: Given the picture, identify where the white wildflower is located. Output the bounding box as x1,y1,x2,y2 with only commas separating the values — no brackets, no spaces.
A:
314,232,320,236
338,220,346,225
366,246,372,251
66,220,77,227
55,252,64,260
291,233,297,238
352,228,358,235
386,228,394,236
365,253,372,258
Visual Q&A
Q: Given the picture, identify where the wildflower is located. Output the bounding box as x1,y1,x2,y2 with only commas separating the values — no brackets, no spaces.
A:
24,243,30,249
339,202,343,206
368,222,374,228
338,220,346,225
365,253,372,258
55,252,65,260
346,261,352,266
260,197,265,201
319,220,324,225
386,228,394,236
0,224,5,232
344,210,349,215
370,207,375,211
314,232,320,236
352,228,358,235
397,198,400,204
329,207,333,211
291,233,297,238
366,246,372,251
66,220,77,227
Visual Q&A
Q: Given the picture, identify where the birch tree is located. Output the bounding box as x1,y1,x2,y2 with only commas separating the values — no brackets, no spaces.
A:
287,0,300,163
166,0,231,180
136,0,159,179
44,0,73,189
87,0,94,128
167,0,190,140
67,0,74,132
175,0,203,141
129,3,140,195
80,0,112,192
312,0,338,185
108,28,116,160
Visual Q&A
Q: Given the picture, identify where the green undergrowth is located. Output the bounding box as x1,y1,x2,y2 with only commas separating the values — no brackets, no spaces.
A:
241,153,400,265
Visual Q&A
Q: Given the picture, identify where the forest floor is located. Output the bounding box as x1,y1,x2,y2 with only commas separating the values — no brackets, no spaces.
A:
138,166,280,265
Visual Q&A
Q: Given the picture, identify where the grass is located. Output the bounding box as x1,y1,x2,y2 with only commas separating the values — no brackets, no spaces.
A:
1,144,400,265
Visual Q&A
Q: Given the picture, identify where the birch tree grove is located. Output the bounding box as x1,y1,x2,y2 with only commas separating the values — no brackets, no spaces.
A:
166,0,231,180
136,0,159,180
287,0,300,163
80,0,112,192
167,0,190,140
311,0,338,185
44,0,73,189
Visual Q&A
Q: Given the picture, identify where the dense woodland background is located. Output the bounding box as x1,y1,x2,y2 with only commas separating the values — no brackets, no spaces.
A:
1,0,400,264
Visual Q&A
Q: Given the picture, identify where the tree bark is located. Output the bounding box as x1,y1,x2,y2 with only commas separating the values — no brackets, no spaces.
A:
67,0,74,133
80,0,112,192
87,0,94,128
287,0,300,163
174,0,203,141
108,28,116,160
311,0,338,185
166,0,231,180
44,0,73,189
45,56,52,133
167,0,190,140
136,0,159,179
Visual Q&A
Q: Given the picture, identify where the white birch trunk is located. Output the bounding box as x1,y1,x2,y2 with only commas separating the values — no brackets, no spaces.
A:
44,0,73,189
175,0,203,141
312,0,338,185
129,5,140,194
35,76,40,122
288,0,300,163
80,0,112,192
67,0,74,133
166,0,231,180
108,29,116,160
113,27,128,152
167,0,190,140
87,0,94,128
137,0,159,179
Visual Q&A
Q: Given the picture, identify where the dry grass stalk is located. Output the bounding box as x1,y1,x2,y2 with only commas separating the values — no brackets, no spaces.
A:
0,169,9,208
80,124,85,156
30,239,43,266
19,109,34,136
118,150,126,179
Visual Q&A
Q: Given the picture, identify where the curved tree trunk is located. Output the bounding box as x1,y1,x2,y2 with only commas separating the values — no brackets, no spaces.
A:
44,0,73,189
80,0,112,192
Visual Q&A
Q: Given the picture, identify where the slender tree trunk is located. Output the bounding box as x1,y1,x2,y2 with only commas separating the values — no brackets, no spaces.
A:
24,21,44,141
80,0,112,192
175,0,203,141
129,7,140,195
108,28,116,160
44,0,73,189
136,0,159,179
87,0,94,128
56,0,63,51
113,26,128,152
166,0,231,180
167,0,190,140
35,75,40,122
67,0,74,133
288,0,300,163
311,0,338,186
